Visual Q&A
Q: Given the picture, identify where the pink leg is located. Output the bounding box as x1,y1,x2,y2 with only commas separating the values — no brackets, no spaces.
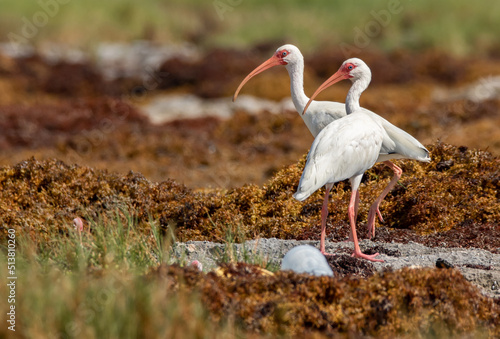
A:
349,189,384,262
354,190,360,222
367,161,402,238
347,190,360,242
320,183,334,255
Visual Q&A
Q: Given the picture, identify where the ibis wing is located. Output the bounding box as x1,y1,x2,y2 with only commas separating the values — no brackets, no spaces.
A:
362,109,430,162
380,119,430,161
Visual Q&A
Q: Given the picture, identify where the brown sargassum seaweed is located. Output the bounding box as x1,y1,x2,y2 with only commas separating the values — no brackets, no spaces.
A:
148,263,500,338
0,142,498,253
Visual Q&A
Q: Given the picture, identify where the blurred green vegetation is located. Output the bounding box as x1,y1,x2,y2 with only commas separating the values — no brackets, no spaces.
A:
0,0,499,55
0,209,249,338
0,207,287,337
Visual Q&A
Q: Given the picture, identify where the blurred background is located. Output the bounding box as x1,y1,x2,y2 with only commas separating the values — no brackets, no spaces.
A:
1,0,499,188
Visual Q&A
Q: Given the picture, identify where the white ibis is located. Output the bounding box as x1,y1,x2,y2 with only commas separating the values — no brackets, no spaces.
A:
233,45,429,244
302,57,429,239
295,58,391,262
281,245,334,276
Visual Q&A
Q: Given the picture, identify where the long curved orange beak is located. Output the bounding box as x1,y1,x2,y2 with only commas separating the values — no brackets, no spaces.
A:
302,69,349,115
232,55,282,102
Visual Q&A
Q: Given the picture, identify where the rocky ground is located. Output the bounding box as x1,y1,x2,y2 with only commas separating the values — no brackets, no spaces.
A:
173,238,500,299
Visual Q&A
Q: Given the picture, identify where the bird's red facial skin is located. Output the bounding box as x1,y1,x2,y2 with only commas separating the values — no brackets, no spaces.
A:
344,63,356,78
275,49,290,65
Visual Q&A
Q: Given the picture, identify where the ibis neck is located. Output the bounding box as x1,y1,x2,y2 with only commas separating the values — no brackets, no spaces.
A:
345,77,369,114
285,60,309,113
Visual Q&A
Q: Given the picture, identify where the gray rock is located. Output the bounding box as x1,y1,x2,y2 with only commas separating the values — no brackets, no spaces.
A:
281,245,334,277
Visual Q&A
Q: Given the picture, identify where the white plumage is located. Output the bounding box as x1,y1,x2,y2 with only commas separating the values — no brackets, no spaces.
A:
294,112,386,201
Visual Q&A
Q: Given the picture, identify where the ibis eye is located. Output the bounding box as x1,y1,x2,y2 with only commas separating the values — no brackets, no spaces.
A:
282,51,287,57
348,65,353,70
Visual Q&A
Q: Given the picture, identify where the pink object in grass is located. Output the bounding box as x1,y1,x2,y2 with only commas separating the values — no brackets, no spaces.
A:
73,217,84,232
190,260,203,271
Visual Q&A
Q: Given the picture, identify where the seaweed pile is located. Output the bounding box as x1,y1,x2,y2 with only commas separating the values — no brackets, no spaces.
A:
148,263,500,338
1,142,498,253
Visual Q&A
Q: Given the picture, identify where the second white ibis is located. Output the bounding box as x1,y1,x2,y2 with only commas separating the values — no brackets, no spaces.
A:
296,58,392,261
